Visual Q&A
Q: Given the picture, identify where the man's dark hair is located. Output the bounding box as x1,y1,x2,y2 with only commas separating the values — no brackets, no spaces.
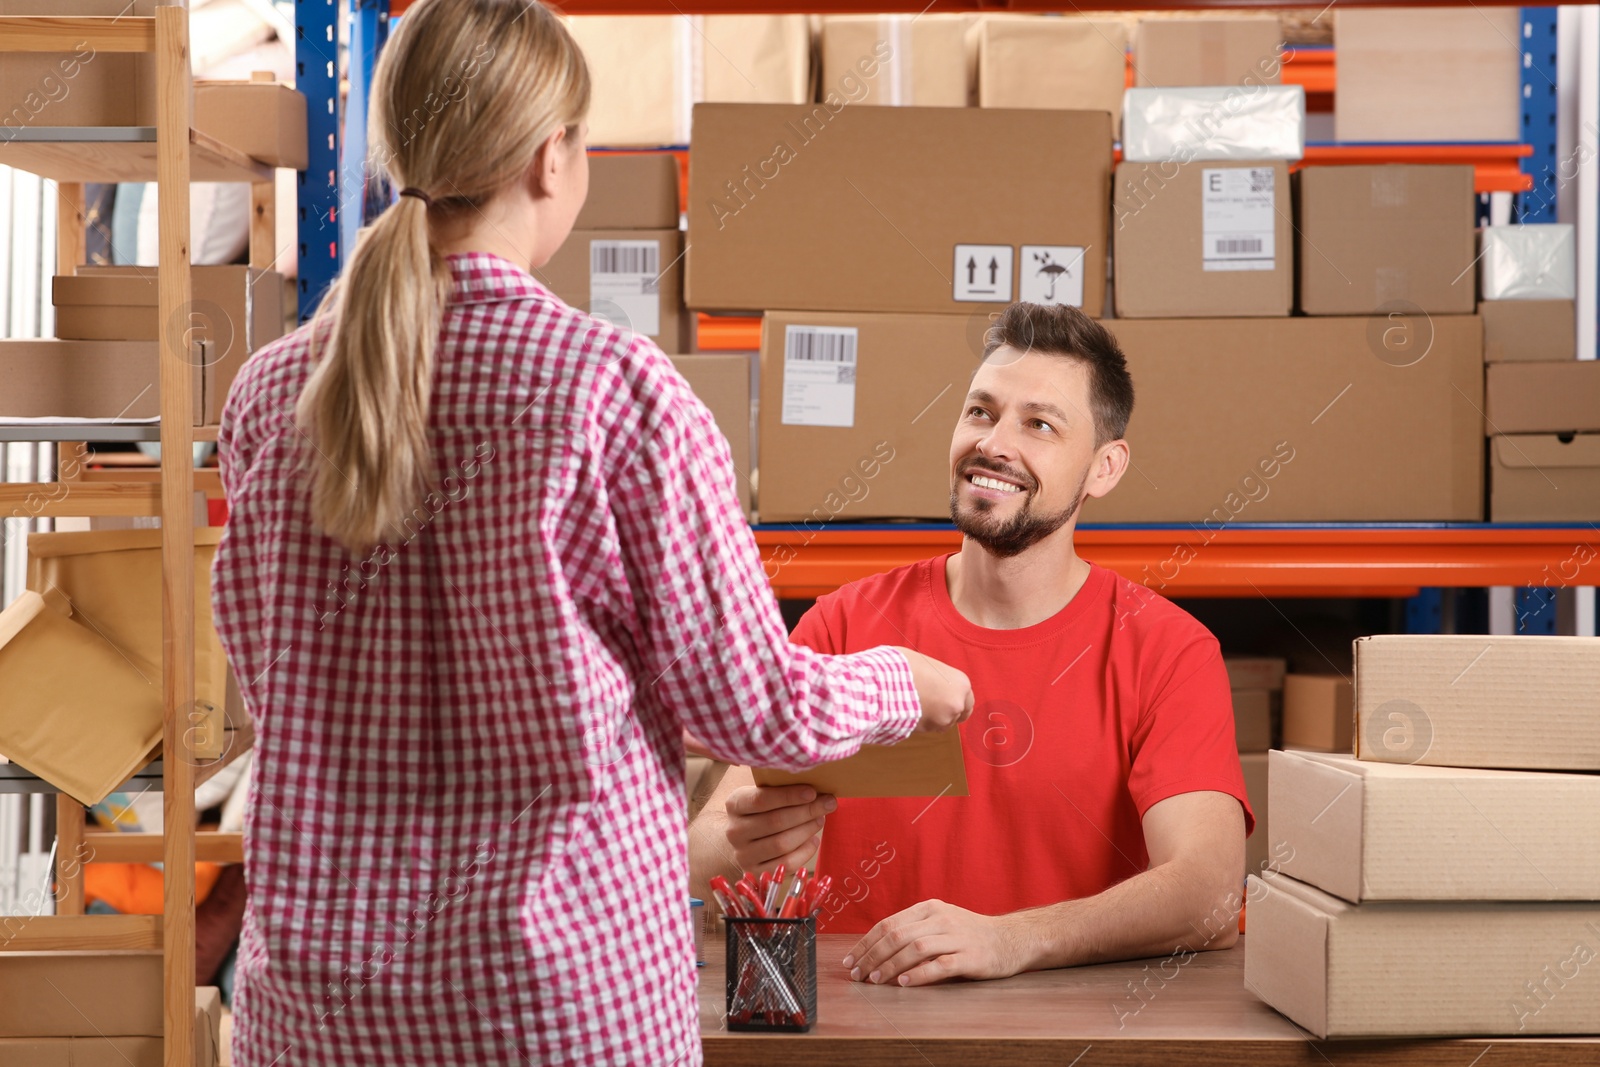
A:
981,302,1134,446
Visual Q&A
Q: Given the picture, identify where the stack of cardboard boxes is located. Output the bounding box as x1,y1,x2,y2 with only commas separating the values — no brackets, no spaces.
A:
1226,656,1286,880
0,973,221,1067
1246,634,1600,1038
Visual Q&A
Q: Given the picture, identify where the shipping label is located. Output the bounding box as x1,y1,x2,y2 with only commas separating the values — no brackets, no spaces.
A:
1201,168,1276,272
589,239,662,336
782,326,858,428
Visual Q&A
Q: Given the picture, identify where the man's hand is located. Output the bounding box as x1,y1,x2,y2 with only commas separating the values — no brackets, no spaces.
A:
724,783,835,872
841,899,1028,987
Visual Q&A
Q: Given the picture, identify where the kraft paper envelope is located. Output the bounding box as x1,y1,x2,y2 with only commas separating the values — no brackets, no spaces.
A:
754,728,968,798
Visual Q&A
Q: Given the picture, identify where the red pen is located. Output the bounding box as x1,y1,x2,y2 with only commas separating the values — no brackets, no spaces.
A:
778,869,809,918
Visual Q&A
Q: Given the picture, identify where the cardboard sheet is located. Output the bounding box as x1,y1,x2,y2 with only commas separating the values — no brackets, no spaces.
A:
754,728,968,798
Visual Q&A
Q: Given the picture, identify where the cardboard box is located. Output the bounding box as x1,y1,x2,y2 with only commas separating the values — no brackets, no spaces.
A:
0,980,214,1062
195,986,222,1067
820,14,974,107
0,1,157,132
575,153,680,230
1480,224,1577,300
0,339,192,422
1296,165,1477,315
1490,434,1600,522
757,311,970,522
536,229,689,353
1354,634,1600,771
1244,871,1600,1037
0,951,162,1037
1482,300,1576,363
1133,17,1282,88
1121,86,1305,163
1113,160,1292,318
1268,749,1600,902
194,80,309,169
1334,8,1521,143
687,104,1112,316
1083,317,1484,522
1486,361,1600,434
1226,657,1288,690
1282,674,1353,753
978,16,1129,136
1234,688,1273,752
1240,751,1268,878
671,354,753,515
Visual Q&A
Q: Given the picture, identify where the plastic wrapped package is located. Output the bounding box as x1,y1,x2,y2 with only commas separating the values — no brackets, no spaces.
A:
1121,85,1304,163
1479,224,1577,300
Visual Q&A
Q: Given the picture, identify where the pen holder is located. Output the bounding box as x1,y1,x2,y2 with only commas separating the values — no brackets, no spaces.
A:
724,916,817,1033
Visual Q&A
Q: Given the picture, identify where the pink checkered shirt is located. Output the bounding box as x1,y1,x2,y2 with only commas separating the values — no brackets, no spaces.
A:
212,252,921,1066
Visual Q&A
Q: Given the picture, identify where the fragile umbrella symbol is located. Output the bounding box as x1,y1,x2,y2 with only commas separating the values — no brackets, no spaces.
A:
1034,252,1070,301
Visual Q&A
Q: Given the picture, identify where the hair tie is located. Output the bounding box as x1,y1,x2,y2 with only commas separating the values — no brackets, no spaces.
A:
398,187,433,207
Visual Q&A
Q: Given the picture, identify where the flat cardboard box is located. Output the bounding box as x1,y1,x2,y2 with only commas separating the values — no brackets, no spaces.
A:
1084,317,1484,522
1113,160,1292,318
978,15,1129,136
0,339,199,423
820,15,973,107
671,354,753,515
1234,688,1272,752
1244,871,1600,1037
194,80,309,169
1268,749,1600,902
536,229,689,353
687,104,1111,316
575,153,680,230
1354,634,1600,771
0,951,162,1037
0,1,158,132
1226,657,1288,690
1334,8,1521,143
1281,674,1353,753
1480,224,1577,301
1491,433,1600,522
1295,165,1477,315
755,728,968,798
1482,299,1576,363
1240,751,1268,878
1133,17,1282,87
1485,360,1600,434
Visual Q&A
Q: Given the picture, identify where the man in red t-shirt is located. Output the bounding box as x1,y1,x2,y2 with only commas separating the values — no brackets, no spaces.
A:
690,302,1252,988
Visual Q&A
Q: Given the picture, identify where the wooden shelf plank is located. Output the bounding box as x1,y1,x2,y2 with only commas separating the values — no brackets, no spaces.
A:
0,127,270,184
0,482,162,516
84,831,242,865
0,15,155,53
0,914,161,952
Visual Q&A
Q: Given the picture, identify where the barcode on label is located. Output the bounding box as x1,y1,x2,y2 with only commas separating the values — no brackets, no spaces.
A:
591,243,659,275
1215,238,1264,255
786,327,858,364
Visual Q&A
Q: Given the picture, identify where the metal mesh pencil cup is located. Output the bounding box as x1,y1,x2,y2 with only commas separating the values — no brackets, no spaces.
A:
724,916,817,1032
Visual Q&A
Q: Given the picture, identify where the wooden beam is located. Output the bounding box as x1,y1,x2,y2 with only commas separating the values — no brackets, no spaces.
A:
0,482,162,516
54,796,86,916
80,468,223,494
0,915,161,952
250,181,275,270
0,16,156,53
84,831,243,865
55,182,84,277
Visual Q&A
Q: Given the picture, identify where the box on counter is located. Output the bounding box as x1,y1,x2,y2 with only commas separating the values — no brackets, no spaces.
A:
1490,434,1600,522
820,14,974,107
1233,688,1273,752
1240,751,1268,878
1244,871,1600,1037
1480,224,1577,300
1083,316,1484,522
1113,160,1292,318
1120,86,1305,163
670,354,753,516
1296,165,1477,315
1282,674,1352,753
1226,657,1287,691
1268,749,1600,902
1133,17,1282,88
757,310,970,522
194,78,308,169
1482,300,1575,363
574,153,680,230
978,16,1129,135
687,104,1111,316
0,1,157,130
1485,360,1600,434
1334,8,1521,143
0,951,162,1038
537,229,690,353
1354,634,1600,771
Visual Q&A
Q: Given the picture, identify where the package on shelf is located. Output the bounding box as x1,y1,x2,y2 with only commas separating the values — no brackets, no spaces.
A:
1334,8,1521,143
0,974,215,1064
1120,86,1305,163
1479,224,1577,301
686,104,1112,316
1132,17,1283,88
1112,159,1292,318
195,78,309,169
537,228,690,353
1233,688,1272,752
977,15,1129,136
574,153,680,230
1281,674,1352,753
0,339,188,421
1244,871,1600,1038
819,14,975,108
1486,360,1600,434
1239,751,1268,878
670,354,753,516
0,0,159,128
1490,434,1600,522
1295,165,1476,315
1080,316,1484,523
564,15,811,146
1354,634,1600,771
1481,300,1576,363
1225,657,1287,691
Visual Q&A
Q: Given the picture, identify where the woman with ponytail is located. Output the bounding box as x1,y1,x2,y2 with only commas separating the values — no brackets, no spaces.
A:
212,1,971,1062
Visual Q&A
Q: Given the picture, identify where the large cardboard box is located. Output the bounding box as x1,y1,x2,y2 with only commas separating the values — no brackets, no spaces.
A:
671,354,753,516
194,80,309,169
757,311,969,522
687,104,1112,316
1084,317,1484,522
575,153,680,230
1490,434,1600,522
1485,361,1600,434
0,339,198,422
1113,160,1292,317
820,14,974,107
1282,674,1352,753
1233,688,1272,752
1244,871,1600,1037
1482,300,1576,363
0,1,158,132
1334,8,1521,143
537,229,689,353
1296,165,1477,315
978,16,1129,136
1354,634,1600,771
1226,656,1287,691
1133,17,1282,88
1240,751,1268,878
1268,749,1600,902
0,951,162,1037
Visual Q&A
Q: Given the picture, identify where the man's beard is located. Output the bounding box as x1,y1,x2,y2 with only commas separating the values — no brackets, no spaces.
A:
949,459,1087,559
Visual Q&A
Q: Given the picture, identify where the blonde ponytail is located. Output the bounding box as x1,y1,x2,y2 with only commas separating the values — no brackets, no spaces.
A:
296,0,589,553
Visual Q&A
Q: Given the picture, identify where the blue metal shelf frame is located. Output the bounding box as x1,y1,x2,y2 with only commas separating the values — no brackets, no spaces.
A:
1518,7,1561,222
297,0,344,322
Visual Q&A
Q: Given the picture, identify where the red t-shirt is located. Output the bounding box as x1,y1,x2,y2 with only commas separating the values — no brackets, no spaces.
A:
790,555,1252,935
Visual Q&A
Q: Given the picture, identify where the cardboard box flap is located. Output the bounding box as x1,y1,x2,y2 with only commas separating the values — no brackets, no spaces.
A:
1269,749,1365,902
1242,873,1332,1038
1493,433,1600,469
